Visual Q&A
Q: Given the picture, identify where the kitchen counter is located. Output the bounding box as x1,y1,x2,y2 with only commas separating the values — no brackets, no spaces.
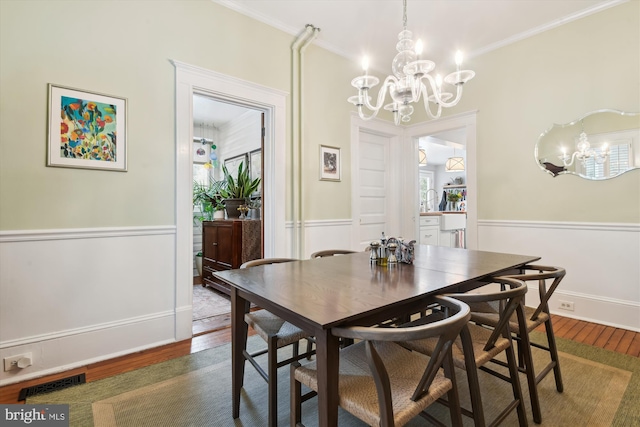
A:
420,211,466,216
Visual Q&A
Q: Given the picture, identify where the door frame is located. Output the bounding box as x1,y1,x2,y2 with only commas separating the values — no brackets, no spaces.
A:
172,60,287,340
350,114,406,249
406,111,478,249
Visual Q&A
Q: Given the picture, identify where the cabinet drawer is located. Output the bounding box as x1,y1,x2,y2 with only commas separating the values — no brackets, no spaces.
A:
419,227,439,245
419,216,440,227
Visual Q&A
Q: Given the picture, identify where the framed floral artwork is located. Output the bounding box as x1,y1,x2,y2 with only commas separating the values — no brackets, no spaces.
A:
320,145,341,181
47,84,127,171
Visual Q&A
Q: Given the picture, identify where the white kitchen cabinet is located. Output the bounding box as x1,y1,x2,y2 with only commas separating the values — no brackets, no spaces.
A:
419,216,440,245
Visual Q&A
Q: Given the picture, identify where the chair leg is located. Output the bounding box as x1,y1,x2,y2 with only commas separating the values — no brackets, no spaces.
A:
460,327,486,427
305,338,313,360
519,330,542,424
290,362,302,427
443,351,464,427
268,335,278,427
544,319,564,393
505,343,528,427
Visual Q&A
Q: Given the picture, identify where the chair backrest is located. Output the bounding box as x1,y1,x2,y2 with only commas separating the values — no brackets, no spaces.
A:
503,264,565,322
309,249,357,259
332,296,470,404
447,276,527,352
240,258,298,269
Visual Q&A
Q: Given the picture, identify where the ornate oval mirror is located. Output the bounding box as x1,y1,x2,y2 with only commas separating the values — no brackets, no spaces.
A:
535,109,639,179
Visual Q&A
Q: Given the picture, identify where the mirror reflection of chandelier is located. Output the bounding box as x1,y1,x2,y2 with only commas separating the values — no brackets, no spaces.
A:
347,0,475,125
559,121,609,167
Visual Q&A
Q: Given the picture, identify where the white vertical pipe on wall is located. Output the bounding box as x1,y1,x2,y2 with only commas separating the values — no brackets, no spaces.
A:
291,25,318,258
299,26,320,258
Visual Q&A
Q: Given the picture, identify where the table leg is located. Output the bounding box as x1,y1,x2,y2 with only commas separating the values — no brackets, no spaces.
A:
314,328,340,427
231,287,249,419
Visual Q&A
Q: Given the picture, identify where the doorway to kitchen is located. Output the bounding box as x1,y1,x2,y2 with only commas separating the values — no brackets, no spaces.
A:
408,111,478,249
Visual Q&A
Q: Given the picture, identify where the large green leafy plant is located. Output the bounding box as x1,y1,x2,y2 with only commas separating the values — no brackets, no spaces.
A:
193,177,227,221
220,162,260,199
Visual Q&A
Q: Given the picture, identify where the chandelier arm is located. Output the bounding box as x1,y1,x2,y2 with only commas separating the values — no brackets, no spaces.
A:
434,84,464,109
560,151,578,167
419,83,442,120
357,105,379,121
362,75,399,112
410,76,423,103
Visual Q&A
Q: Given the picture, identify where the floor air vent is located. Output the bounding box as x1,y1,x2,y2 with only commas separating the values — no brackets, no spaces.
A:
18,373,86,401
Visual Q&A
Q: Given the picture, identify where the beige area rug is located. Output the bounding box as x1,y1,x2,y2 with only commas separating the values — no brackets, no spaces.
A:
192,285,231,321
28,332,640,426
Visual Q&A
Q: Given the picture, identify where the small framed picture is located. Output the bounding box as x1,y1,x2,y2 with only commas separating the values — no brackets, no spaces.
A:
320,145,341,181
47,84,127,171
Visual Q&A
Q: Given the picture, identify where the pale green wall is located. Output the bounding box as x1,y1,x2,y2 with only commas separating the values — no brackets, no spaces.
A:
2,1,639,230
444,1,640,222
0,0,354,230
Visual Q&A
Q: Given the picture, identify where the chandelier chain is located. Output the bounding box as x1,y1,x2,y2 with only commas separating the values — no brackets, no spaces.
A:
403,0,407,30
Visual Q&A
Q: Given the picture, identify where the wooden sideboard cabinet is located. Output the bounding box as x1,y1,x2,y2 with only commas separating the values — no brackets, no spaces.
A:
202,219,261,295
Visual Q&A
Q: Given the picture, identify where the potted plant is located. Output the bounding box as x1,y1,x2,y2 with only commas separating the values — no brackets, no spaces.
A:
247,197,261,219
193,178,227,223
446,192,462,211
220,161,261,218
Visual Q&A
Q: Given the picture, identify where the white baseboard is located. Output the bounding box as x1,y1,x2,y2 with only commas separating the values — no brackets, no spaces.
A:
0,311,176,386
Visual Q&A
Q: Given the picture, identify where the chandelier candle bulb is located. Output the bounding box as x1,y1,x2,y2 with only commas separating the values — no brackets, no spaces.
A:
415,39,423,57
362,56,369,74
455,51,463,68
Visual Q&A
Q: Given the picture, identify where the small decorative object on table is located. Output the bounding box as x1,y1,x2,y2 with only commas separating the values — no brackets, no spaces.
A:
237,205,249,219
369,232,415,266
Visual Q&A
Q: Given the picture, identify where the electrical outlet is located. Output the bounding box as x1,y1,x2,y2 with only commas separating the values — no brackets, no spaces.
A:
559,300,575,311
3,353,32,371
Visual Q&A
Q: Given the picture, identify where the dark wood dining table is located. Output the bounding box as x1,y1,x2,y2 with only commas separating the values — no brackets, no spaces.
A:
213,245,540,427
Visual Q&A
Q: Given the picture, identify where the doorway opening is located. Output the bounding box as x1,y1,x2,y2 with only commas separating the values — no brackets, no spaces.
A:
408,111,477,249
173,60,287,341
191,94,264,336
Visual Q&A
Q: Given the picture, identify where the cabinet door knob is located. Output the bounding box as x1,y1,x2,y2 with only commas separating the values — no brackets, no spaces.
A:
212,242,218,246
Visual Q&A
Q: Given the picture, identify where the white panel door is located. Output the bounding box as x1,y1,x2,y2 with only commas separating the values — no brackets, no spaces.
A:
358,131,391,247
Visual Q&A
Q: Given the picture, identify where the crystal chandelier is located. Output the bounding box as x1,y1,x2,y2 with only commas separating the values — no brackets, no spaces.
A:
348,0,475,125
558,121,609,167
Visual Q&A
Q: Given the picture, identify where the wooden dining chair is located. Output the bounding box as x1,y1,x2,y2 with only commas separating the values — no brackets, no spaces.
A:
401,277,529,427
291,295,470,427
309,249,357,258
239,258,315,427
470,265,566,424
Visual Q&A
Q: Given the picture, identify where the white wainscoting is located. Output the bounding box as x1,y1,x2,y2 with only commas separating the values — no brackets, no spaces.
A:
0,226,179,386
478,220,640,332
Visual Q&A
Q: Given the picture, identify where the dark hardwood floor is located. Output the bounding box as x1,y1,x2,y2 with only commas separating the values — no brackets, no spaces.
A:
1,283,638,404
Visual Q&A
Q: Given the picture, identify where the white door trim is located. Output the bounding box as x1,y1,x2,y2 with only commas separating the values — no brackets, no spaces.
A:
350,114,404,249
172,60,287,340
